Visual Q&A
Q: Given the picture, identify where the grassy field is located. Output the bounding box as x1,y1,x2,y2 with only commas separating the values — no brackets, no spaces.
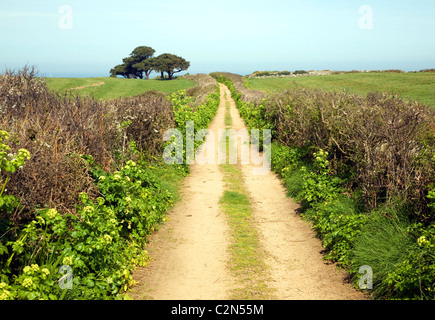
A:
245,72,435,108
43,76,195,100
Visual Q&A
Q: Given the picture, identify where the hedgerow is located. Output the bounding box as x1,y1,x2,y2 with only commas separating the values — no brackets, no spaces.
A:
213,72,435,300
0,69,219,300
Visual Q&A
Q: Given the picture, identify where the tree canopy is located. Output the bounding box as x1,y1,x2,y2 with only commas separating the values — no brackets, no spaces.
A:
133,58,156,80
110,46,189,80
152,54,190,80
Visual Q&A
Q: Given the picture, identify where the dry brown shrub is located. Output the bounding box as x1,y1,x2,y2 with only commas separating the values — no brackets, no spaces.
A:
265,88,435,215
0,67,175,223
110,91,174,161
184,74,218,104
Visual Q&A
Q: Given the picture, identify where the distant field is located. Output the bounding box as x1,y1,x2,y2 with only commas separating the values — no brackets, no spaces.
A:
44,77,195,100
245,72,435,108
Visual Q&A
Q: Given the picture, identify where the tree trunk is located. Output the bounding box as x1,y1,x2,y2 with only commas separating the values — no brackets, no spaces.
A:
168,70,172,80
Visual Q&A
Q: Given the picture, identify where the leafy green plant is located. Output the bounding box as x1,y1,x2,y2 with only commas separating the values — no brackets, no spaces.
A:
303,196,368,267
383,223,435,300
1,157,172,300
90,159,172,242
301,149,343,206
270,143,307,200
167,87,220,171
0,131,30,213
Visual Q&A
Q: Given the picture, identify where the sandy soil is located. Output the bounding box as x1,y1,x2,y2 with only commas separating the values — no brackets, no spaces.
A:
129,83,365,300
70,82,105,90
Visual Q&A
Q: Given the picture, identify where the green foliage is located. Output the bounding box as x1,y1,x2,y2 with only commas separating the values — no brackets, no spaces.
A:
300,149,343,206
167,87,220,171
382,223,435,300
270,143,306,200
293,70,308,75
304,196,368,267
153,53,190,80
111,46,156,79
110,46,190,80
1,155,173,299
0,131,30,216
134,58,157,80
271,143,365,268
88,159,172,241
254,71,272,77
352,210,435,300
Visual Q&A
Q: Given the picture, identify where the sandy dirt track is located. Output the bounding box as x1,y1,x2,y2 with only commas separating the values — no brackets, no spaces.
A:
129,84,365,300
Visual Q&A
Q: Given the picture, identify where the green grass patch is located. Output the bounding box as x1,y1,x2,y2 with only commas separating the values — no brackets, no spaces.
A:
352,211,417,298
43,77,195,100
221,191,250,206
225,101,232,127
147,162,187,206
247,72,435,108
219,128,274,299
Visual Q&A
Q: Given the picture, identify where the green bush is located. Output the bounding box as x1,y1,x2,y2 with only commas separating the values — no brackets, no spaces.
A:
1,156,171,300
300,149,344,206
303,196,368,267
168,87,220,171
0,131,30,218
271,143,307,201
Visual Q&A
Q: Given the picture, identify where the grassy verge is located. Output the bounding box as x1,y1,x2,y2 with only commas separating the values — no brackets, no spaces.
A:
218,99,274,300
44,77,195,100
246,72,435,108
147,162,187,206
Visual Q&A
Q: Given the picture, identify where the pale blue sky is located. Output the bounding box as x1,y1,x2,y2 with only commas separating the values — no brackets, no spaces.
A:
1,0,435,77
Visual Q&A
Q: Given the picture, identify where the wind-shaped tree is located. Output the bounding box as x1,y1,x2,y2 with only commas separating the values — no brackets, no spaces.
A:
110,46,155,79
153,54,190,80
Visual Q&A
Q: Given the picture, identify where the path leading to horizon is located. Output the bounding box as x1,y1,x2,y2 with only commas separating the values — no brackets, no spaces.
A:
129,83,365,300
